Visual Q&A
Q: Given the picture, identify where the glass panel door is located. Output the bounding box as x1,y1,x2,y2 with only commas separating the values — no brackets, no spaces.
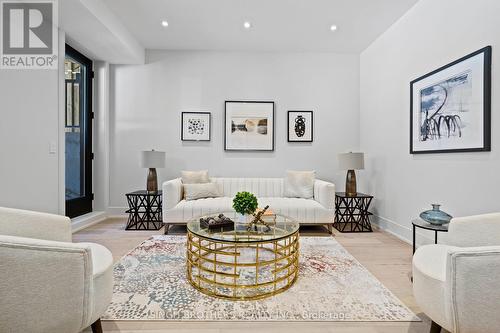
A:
65,44,93,218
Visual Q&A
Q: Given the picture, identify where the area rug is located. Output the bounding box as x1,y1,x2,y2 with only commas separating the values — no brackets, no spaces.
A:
103,235,419,322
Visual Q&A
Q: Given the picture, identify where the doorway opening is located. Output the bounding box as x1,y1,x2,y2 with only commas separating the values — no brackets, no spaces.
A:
65,44,93,218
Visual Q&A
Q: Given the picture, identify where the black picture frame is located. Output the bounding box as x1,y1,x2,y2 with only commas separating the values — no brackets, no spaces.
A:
181,112,211,141
288,111,313,142
224,101,275,151
410,46,491,154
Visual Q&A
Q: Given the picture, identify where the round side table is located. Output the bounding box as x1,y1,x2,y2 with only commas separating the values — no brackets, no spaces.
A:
412,218,449,254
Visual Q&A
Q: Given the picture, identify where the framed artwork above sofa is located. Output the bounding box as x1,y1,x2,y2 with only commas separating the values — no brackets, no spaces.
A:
224,101,275,151
181,112,211,141
288,111,313,142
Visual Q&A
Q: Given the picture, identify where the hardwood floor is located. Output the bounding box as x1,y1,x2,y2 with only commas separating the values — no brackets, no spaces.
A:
75,218,436,333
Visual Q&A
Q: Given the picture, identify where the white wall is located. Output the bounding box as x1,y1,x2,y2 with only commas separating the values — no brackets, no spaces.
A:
360,0,500,242
0,33,65,215
108,50,360,208
93,61,110,212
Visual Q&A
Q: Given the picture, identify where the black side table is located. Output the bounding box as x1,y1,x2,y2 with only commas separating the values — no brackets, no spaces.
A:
125,190,163,230
334,192,373,232
412,219,449,254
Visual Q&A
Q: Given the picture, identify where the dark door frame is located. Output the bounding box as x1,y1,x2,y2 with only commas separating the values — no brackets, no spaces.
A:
65,44,93,218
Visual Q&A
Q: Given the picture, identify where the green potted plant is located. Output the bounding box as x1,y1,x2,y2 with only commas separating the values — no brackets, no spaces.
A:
232,191,258,223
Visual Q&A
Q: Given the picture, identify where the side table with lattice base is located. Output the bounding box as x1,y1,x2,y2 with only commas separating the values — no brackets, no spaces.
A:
125,190,163,230
334,192,373,232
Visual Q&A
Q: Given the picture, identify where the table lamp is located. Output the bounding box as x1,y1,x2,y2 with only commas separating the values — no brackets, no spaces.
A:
338,152,364,197
140,150,165,192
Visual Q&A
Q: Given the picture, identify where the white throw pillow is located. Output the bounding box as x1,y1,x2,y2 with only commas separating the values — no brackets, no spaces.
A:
283,170,315,199
183,183,222,201
181,170,210,184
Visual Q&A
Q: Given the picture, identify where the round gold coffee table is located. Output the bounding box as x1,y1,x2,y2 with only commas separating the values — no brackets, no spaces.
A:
186,211,299,301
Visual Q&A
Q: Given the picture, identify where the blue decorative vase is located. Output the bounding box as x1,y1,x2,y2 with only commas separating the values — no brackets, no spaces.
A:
419,204,452,225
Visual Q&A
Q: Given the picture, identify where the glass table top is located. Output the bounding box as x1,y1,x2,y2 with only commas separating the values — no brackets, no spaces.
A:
187,211,299,243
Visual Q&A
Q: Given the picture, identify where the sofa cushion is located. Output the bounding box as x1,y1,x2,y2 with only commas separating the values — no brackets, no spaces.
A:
183,183,221,201
283,170,315,199
165,197,233,223
258,197,332,224
212,178,284,197
164,196,334,224
181,170,210,184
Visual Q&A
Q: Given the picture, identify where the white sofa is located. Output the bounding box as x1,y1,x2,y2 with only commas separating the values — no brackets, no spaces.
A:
162,177,335,233
0,207,114,333
413,213,500,333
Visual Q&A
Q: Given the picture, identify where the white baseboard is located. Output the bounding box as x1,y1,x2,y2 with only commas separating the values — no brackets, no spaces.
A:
71,211,107,233
106,206,128,218
371,214,435,247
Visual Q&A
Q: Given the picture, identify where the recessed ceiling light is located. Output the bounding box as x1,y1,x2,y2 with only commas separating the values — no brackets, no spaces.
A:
161,20,169,27
330,24,337,31
243,21,252,29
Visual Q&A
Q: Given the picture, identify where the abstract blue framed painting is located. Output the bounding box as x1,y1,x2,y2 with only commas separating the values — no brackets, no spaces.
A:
410,46,491,154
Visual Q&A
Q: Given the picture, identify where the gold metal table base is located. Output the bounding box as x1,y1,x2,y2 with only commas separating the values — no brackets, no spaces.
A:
186,230,299,301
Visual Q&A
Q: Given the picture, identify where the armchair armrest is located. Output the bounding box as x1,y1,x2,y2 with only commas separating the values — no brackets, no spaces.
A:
0,235,94,332
313,179,335,210
447,246,500,333
0,207,71,242
163,178,183,213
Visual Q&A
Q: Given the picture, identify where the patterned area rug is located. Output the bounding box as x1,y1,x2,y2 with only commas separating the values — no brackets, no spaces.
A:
103,235,419,322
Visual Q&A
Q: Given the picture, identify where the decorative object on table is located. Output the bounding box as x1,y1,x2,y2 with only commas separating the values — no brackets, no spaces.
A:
255,206,277,225
288,111,313,142
338,152,364,197
181,112,211,141
199,213,234,231
283,170,315,199
410,46,491,154
232,191,258,223
125,190,163,230
247,205,272,232
419,204,452,225
334,192,373,232
225,101,275,151
412,218,449,254
140,150,165,192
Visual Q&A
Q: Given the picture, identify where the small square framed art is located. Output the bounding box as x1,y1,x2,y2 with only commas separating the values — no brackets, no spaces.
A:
181,112,211,141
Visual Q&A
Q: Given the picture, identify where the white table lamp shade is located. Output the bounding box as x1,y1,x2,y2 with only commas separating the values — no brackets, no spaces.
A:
338,152,364,170
140,150,165,168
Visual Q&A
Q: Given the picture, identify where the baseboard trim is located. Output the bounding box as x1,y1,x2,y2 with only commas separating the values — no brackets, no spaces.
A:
71,211,107,233
106,206,128,218
371,214,434,247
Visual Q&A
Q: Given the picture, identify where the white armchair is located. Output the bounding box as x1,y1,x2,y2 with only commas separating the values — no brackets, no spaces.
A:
413,213,500,333
0,207,114,333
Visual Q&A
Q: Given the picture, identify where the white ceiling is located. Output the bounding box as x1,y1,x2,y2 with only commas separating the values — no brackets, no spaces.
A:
61,0,144,64
103,0,419,53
